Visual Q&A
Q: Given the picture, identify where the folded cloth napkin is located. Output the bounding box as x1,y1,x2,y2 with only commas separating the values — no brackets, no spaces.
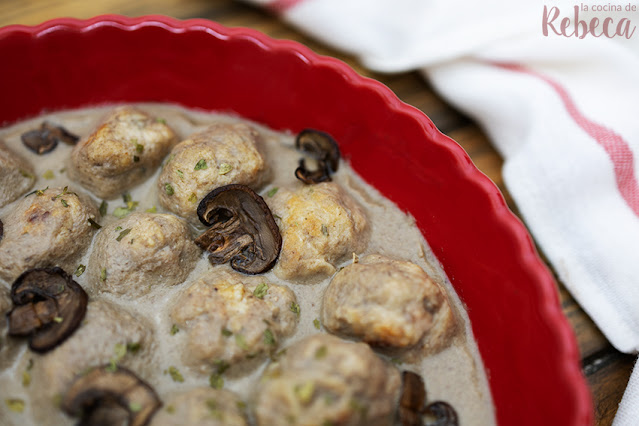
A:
243,0,639,422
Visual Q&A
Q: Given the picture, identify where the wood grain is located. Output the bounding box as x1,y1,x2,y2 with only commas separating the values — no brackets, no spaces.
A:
1,0,633,424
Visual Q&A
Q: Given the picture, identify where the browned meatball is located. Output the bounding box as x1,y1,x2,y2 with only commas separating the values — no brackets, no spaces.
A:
151,388,248,426
68,107,177,199
0,140,35,208
255,334,401,426
28,299,156,424
157,123,267,223
266,183,368,281
86,213,200,298
170,269,298,369
0,187,98,282
322,255,457,352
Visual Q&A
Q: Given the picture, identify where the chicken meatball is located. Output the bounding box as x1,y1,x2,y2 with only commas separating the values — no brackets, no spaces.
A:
267,183,368,280
255,334,401,426
322,255,457,352
0,187,98,282
28,299,155,423
86,213,199,298
68,107,177,199
170,269,298,369
157,123,267,223
0,140,35,208
152,388,248,426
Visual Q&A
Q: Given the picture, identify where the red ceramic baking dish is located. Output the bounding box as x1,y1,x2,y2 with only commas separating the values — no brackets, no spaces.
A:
0,15,592,425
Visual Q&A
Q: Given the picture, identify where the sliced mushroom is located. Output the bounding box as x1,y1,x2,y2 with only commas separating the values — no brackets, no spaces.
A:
398,371,427,426
7,267,88,352
195,184,282,274
294,129,341,184
423,401,458,426
21,122,79,155
62,365,162,426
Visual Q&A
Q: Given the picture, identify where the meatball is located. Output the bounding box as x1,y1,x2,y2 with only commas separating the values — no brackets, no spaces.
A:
68,106,177,199
170,269,298,369
0,187,99,282
152,388,248,426
267,183,368,280
322,255,457,352
28,299,155,423
255,334,401,426
86,213,199,298
157,123,267,223
0,140,35,208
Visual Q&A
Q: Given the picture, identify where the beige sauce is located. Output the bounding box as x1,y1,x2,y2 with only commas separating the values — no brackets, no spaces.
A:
0,104,495,425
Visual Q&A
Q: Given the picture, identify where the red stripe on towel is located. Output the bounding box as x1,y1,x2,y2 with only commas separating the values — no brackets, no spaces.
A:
267,0,306,13
498,62,639,216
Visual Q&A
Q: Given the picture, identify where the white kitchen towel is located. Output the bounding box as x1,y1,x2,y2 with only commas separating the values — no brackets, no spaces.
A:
243,0,639,423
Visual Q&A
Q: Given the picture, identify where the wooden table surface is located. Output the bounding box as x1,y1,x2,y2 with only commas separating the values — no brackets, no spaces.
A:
2,0,635,424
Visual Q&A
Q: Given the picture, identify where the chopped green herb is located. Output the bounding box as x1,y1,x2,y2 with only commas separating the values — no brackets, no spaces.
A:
273,214,282,220
236,401,247,411
116,228,131,242
164,183,175,196
26,359,33,371
19,169,34,179
294,382,315,404
156,118,167,124
315,345,328,359
166,405,175,414
113,207,130,218
105,360,118,373
53,317,63,323
253,282,269,299
115,226,122,231
74,265,86,277
218,163,232,175
235,334,249,351
321,224,329,237
129,402,142,412
26,186,49,197
5,399,25,413
188,193,198,203
313,318,321,330
60,199,68,207
145,206,157,213
349,398,368,419
127,342,141,353
88,218,102,229
100,268,107,282
267,187,279,197
22,371,31,387
221,328,233,337
133,156,140,163
123,193,132,203
391,358,404,365
163,153,175,169
42,170,55,180
194,159,208,171
214,360,230,375
209,373,224,389
170,324,179,335
59,168,66,174
99,200,108,216
264,329,276,346
206,399,223,419
135,143,144,154
176,170,184,179
290,301,301,316
52,394,63,408
168,366,184,383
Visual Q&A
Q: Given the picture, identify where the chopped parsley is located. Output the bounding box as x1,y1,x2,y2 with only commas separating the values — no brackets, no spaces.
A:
176,170,184,179
209,373,224,389
116,228,131,242
218,163,232,175
135,142,144,154
170,324,179,335
188,193,198,203
146,206,157,213
264,329,276,346
166,405,175,414
122,193,132,203
253,283,269,299
315,345,328,359
321,224,329,237
133,156,140,162
267,187,279,197
75,264,86,277
235,334,249,351
290,302,301,316
42,169,55,180
221,328,233,337
5,399,25,413
167,366,184,383
313,318,321,330
22,371,31,387
99,200,108,216
100,268,107,282
194,159,208,171
88,218,102,229
294,382,315,404
59,199,68,207
164,183,175,196
127,342,141,354
129,402,142,412
53,317,63,323
156,117,167,124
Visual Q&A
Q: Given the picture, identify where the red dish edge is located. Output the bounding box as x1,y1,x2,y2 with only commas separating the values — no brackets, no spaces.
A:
0,15,592,425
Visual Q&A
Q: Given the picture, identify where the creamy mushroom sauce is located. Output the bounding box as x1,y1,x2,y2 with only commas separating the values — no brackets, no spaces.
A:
0,104,495,425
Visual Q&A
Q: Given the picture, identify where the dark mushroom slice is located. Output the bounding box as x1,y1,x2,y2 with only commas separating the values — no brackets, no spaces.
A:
423,401,458,426
195,184,282,275
398,371,427,426
294,129,341,184
7,267,88,352
62,365,162,426
21,121,79,155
